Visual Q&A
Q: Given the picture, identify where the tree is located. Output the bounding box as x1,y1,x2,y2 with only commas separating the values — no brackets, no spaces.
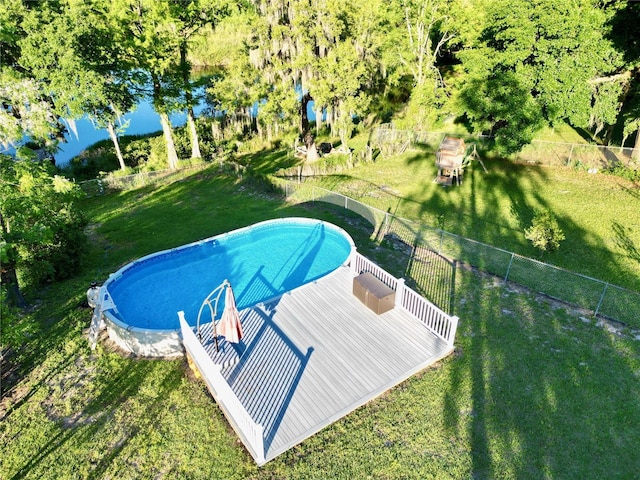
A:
170,0,237,160
249,0,387,149
525,210,565,255
108,0,184,170
18,0,139,171
588,76,626,143
0,153,87,307
457,0,618,152
0,0,25,69
394,0,455,129
620,82,640,161
311,40,372,150
0,69,59,151
208,50,264,137
603,0,640,157
458,73,544,154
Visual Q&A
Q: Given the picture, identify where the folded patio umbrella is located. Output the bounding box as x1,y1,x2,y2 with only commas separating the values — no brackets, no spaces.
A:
217,284,243,344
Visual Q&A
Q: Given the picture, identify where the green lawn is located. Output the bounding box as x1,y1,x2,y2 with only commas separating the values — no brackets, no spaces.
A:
2,167,639,479
301,148,640,293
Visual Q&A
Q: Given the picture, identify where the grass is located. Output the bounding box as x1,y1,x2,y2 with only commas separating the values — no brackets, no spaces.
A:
305,148,640,293
2,165,640,479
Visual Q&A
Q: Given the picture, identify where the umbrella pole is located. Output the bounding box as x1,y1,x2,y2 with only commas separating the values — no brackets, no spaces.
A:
213,316,219,352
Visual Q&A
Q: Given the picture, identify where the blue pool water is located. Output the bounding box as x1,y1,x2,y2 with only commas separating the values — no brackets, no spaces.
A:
104,218,354,331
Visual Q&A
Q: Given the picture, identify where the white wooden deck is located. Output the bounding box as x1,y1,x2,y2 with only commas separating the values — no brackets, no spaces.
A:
195,265,453,464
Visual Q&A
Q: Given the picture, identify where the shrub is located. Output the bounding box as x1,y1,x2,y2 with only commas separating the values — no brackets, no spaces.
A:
525,210,565,254
605,164,640,183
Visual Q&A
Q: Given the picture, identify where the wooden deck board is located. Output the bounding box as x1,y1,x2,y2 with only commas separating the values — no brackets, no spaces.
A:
201,266,453,463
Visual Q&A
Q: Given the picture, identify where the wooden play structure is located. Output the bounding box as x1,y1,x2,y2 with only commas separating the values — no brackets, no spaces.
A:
434,136,487,186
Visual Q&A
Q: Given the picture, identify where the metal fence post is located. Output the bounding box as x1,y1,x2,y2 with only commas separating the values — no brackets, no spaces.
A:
567,144,574,167
505,253,515,282
594,282,608,317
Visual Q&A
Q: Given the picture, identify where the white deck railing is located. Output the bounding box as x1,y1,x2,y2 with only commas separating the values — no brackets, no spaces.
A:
350,250,399,291
350,251,458,346
400,287,458,346
178,312,266,465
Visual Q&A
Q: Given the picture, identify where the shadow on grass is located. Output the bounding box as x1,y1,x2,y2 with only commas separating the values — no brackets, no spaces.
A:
612,221,640,264
7,162,639,477
443,267,640,478
10,354,185,480
237,147,299,176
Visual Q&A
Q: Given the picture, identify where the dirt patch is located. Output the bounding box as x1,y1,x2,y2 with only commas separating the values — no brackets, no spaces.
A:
42,354,102,428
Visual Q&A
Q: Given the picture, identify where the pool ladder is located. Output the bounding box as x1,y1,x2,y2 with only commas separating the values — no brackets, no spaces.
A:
196,279,230,352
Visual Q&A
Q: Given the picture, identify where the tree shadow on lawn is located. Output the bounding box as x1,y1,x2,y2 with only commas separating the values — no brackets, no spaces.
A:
403,152,640,291
444,268,640,478
405,153,549,247
236,147,300,176
1,286,91,417
7,351,203,480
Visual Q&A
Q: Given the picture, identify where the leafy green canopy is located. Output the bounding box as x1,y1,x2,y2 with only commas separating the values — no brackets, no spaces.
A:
457,0,620,153
0,154,88,295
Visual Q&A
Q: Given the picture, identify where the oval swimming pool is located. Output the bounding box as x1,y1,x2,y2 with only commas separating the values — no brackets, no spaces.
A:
100,218,355,356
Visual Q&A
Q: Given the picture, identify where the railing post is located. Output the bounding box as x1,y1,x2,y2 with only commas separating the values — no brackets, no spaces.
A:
395,278,405,308
255,426,265,465
448,316,459,346
350,248,358,276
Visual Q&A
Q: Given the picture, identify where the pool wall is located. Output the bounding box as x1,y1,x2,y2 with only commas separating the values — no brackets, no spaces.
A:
104,309,184,357
98,218,355,357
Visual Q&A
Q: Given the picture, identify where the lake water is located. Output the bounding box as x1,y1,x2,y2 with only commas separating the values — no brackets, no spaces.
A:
0,97,206,166
2,89,317,166
55,97,208,166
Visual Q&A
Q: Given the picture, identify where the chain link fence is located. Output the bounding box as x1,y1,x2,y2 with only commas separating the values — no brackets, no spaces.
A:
282,181,640,328
518,141,638,170
371,126,640,171
77,162,211,197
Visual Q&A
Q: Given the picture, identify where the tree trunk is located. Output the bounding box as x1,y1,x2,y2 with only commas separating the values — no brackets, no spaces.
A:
603,125,614,146
327,106,336,137
1,263,27,309
315,105,323,134
181,43,201,159
187,112,201,159
339,128,349,152
159,112,179,170
300,92,312,136
0,211,26,308
107,121,126,171
212,121,223,142
633,126,640,161
151,73,179,170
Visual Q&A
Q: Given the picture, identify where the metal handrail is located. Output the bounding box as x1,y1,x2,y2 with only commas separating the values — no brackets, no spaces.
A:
196,279,229,351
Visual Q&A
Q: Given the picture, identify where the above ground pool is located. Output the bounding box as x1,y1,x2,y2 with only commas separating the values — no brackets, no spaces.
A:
99,218,354,356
